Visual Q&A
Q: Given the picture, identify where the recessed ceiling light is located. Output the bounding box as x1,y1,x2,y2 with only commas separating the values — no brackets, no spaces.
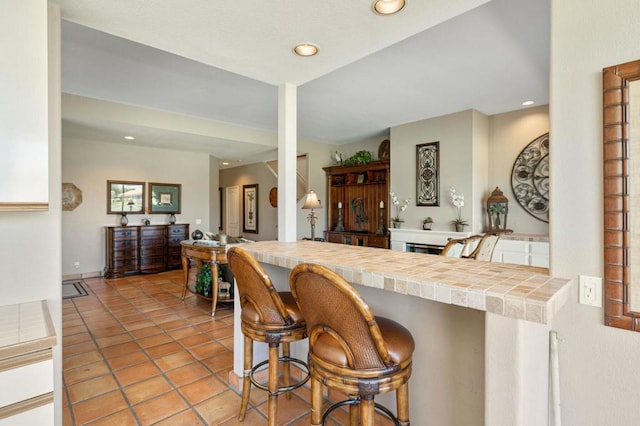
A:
124,135,135,140
522,100,535,106
294,43,319,57
373,0,405,15
222,162,229,166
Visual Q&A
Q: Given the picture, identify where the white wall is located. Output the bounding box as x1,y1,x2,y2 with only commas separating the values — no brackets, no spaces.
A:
0,0,49,204
551,1,640,424
0,2,63,425
489,105,549,235
62,138,211,276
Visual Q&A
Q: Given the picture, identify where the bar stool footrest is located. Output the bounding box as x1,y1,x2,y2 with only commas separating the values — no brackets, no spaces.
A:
321,397,403,426
249,356,311,396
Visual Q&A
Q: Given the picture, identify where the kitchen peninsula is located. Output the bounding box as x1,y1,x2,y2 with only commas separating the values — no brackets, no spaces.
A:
230,240,571,426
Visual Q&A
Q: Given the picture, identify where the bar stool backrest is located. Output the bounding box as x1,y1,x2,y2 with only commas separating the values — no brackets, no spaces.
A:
227,246,292,326
290,263,391,370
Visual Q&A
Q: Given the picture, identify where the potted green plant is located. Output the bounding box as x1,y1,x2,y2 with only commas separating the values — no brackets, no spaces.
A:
342,150,373,166
422,217,434,230
195,263,212,297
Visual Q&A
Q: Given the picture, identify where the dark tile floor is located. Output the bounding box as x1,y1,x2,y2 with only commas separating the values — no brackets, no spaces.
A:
62,270,393,425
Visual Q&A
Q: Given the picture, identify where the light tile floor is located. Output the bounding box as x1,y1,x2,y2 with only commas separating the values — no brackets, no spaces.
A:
62,270,393,425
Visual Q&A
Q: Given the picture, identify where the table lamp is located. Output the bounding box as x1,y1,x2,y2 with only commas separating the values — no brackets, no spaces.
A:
302,190,322,240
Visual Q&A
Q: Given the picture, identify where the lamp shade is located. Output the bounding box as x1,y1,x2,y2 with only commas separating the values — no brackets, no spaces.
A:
302,190,322,209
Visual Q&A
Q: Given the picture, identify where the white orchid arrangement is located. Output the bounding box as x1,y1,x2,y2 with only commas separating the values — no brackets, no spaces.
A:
389,191,410,222
449,186,468,226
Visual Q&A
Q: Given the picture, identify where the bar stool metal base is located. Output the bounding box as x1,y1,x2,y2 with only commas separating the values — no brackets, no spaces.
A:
249,356,311,396
321,397,405,426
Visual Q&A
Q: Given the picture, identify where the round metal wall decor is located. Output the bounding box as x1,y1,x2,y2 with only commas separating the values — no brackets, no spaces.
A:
510,133,549,223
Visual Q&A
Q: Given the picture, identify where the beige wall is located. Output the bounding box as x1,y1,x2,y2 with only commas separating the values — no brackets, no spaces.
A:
390,109,480,232
489,105,550,235
551,0,640,424
387,107,550,235
218,163,278,241
228,109,550,239
62,138,212,277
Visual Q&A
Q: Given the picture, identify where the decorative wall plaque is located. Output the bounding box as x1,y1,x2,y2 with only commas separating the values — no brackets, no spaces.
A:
62,182,82,211
416,141,439,206
511,133,549,223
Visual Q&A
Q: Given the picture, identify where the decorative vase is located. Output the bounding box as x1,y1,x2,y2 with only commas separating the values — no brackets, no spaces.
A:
169,213,176,224
120,213,128,226
423,223,432,230
192,229,204,240
392,220,402,229
455,223,465,232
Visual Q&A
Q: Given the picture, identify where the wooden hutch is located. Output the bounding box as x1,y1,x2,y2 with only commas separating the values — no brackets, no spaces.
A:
323,160,390,249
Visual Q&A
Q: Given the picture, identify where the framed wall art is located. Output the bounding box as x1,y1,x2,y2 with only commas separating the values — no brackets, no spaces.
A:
243,184,258,233
148,182,181,214
107,180,145,214
416,141,440,206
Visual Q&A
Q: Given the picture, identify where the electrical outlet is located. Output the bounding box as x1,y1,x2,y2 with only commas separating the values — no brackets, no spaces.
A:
196,218,202,225
579,275,602,307
74,261,80,269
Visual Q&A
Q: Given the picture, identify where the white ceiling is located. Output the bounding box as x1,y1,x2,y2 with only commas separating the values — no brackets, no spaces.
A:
55,0,550,167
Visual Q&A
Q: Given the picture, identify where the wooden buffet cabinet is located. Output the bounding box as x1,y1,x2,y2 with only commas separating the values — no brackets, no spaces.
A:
323,160,390,249
105,224,189,278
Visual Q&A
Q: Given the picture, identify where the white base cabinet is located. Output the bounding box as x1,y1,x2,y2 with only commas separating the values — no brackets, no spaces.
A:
492,239,549,268
0,301,56,425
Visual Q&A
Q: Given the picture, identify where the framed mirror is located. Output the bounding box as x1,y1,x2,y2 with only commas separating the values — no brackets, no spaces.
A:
603,59,640,331
107,180,145,214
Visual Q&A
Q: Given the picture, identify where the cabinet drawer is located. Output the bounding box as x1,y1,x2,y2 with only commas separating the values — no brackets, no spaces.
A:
325,232,342,244
496,240,529,253
168,225,187,236
530,241,549,254
140,256,166,272
167,236,184,246
367,236,388,248
0,356,53,408
140,246,165,257
140,227,165,238
112,239,137,250
112,259,137,270
112,228,138,240
141,237,165,247
113,248,137,259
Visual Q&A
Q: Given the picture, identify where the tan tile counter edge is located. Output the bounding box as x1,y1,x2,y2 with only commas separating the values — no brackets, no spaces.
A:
238,240,571,324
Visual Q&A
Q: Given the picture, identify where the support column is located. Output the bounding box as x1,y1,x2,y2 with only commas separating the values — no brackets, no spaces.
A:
485,312,550,426
278,83,297,242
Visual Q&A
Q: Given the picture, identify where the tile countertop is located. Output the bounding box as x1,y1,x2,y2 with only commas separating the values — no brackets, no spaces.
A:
238,240,571,324
0,301,57,359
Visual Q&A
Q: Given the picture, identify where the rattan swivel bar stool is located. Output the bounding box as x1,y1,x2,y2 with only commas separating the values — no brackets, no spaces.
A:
290,263,415,426
227,247,310,426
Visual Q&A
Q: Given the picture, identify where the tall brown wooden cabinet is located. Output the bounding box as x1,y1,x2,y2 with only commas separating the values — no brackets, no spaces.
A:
105,224,189,278
323,160,390,249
